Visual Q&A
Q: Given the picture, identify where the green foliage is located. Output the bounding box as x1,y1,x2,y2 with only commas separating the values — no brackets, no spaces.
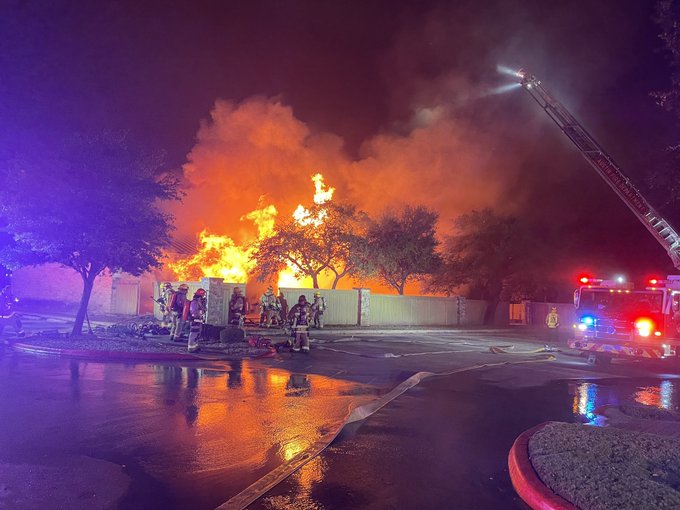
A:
0,131,180,334
361,205,441,295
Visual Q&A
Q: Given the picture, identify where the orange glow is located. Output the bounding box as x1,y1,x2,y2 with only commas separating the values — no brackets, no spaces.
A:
167,201,277,282
292,173,335,227
169,174,336,289
280,173,335,288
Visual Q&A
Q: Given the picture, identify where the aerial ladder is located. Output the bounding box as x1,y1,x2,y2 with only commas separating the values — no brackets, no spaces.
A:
516,70,680,270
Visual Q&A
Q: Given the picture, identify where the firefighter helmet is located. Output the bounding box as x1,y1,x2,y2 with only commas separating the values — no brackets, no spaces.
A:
194,288,207,297
298,295,307,304
178,283,189,291
233,287,242,295
162,282,173,290
314,291,321,297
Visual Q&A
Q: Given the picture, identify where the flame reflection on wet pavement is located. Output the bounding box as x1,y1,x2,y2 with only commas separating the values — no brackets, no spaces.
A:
0,352,381,509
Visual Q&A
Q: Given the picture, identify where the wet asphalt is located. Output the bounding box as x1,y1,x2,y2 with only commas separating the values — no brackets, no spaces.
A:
1,329,679,509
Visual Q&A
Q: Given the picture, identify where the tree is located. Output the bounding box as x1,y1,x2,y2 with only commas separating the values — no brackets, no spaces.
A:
361,205,441,295
651,0,680,224
430,209,540,324
0,132,180,336
251,202,364,289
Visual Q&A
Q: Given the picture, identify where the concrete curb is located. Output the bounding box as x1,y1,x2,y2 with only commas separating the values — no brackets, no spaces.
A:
11,342,212,362
508,422,579,510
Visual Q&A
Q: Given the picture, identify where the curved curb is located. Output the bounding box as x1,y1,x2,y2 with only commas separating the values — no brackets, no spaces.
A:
11,342,212,362
508,422,579,510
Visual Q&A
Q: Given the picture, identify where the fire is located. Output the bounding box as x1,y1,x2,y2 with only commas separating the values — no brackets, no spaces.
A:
292,173,335,227
167,200,277,282
168,175,334,290
279,174,335,288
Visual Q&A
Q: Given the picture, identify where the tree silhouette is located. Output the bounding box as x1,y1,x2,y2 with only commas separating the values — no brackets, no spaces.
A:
0,132,180,335
361,205,441,295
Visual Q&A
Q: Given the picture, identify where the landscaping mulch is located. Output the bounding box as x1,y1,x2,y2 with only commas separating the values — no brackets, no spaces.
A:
529,422,680,510
10,332,273,358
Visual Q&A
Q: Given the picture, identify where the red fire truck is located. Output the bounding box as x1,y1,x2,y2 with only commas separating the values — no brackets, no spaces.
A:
570,276,680,364
516,70,680,364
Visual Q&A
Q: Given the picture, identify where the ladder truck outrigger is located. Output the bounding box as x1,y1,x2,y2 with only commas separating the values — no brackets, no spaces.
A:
516,69,680,365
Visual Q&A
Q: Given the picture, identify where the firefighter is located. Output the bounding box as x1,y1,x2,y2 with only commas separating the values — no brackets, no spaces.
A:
278,291,289,326
545,306,560,343
158,282,175,326
259,286,279,328
228,287,248,326
187,288,207,353
288,294,312,352
169,283,190,341
311,291,326,329
0,284,24,338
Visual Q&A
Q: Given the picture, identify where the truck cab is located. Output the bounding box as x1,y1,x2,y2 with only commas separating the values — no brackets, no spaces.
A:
569,276,680,365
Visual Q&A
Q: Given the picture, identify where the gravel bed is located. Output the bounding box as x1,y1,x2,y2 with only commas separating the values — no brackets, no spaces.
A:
11,333,271,357
619,404,680,422
529,422,680,510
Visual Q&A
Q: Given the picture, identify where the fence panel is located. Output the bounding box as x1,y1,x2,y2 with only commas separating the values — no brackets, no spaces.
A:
280,288,358,325
110,280,140,315
370,294,462,326
462,299,487,325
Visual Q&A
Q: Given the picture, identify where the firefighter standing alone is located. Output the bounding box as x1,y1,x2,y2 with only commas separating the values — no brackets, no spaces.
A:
545,306,560,343
187,288,207,353
288,295,312,352
311,291,326,329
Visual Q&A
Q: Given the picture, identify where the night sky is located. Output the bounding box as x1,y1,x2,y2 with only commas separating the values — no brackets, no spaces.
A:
2,0,678,281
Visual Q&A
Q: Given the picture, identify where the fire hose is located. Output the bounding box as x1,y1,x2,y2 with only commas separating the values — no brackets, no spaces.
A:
218,354,556,510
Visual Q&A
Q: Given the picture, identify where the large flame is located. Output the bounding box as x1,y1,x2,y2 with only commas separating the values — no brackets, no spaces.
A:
167,200,277,283
281,173,334,287
292,173,335,227
168,175,334,289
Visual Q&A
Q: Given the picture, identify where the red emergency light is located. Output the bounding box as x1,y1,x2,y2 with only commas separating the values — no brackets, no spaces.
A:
634,318,655,338
579,276,603,285
647,278,668,287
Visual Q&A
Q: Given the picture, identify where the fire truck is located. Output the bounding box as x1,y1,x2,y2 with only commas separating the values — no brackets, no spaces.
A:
516,70,680,365
571,276,680,364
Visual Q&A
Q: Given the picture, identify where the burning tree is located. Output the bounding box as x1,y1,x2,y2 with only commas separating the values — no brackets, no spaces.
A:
360,205,441,295
251,202,364,289
0,132,180,336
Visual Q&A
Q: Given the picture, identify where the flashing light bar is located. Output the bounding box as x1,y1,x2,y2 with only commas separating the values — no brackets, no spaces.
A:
579,277,603,284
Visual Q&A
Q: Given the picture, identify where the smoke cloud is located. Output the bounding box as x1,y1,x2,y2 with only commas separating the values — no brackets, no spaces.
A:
174,93,519,245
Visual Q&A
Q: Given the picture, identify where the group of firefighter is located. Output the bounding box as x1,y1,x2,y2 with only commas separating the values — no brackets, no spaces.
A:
156,282,207,353
156,282,327,353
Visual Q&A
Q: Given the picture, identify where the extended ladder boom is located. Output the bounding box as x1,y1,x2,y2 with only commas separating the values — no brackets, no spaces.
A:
517,70,680,270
